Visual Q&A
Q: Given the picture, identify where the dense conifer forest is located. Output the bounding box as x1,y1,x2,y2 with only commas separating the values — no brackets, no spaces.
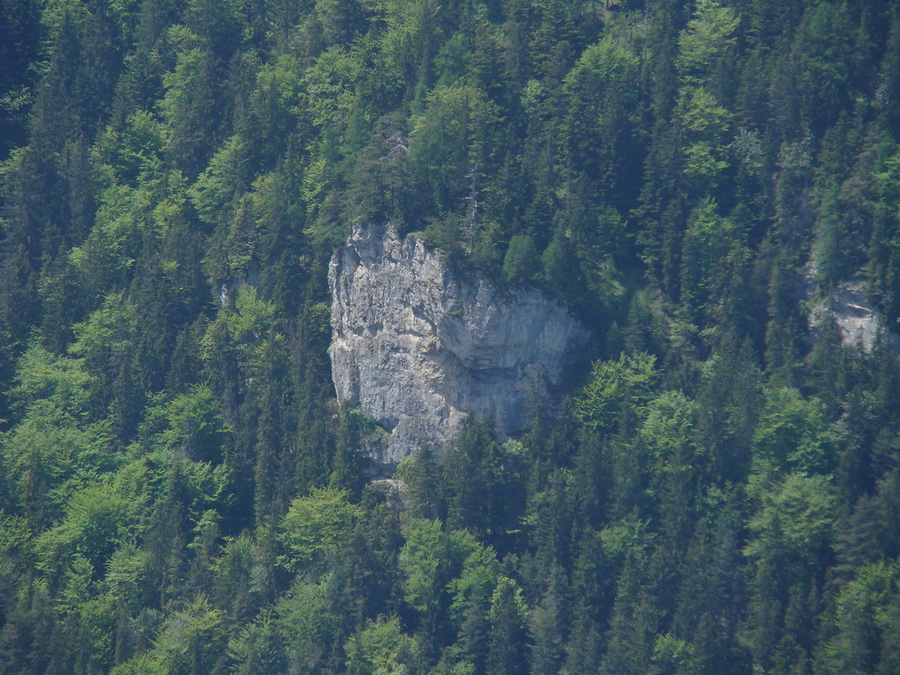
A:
2,0,900,672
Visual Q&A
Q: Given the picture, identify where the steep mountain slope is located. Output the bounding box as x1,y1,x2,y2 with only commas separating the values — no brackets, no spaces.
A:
0,1,899,673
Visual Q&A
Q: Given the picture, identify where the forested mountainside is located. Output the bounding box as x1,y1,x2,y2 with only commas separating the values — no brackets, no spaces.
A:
2,0,900,673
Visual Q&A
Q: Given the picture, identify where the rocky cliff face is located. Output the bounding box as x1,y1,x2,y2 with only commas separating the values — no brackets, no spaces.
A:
808,281,896,353
329,223,590,466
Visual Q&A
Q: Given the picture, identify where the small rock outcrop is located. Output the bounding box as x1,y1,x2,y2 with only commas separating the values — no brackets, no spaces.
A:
329,223,590,466
808,281,895,353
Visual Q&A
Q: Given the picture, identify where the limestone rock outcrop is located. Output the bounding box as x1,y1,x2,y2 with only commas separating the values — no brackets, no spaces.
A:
328,222,590,466
808,281,896,353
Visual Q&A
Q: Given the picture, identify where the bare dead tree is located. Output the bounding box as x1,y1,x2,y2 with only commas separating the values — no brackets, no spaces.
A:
463,162,479,253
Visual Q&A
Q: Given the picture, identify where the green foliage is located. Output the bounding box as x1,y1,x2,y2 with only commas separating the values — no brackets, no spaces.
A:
155,385,231,462
227,610,288,675
650,633,702,675
677,0,740,86
501,234,537,284
275,576,336,672
680,198,738,306
486,576,528,675
278,487,361,574
752,387,839,476
399,519,446,623
410,82,500,205
345,615,422,675
640,390,697,463
203,285,275,357
110,652,169,675
448,541,500,632
35,482,134,574
0,1,897,673
819,560,900,674
149,595,228,674
189,135,249,226
105,541,148,607
302,47,363,129
10,342,93,417
676,87,733,194
96,110,168,187
2,397,114,528
745,473,838,567
561,34,640,200
573,353,658,435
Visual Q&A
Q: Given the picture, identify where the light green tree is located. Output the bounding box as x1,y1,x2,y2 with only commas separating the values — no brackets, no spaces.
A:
573,353,658,435
752,387,839,476
345,615,422,675
744,473,838,568
676,0,740,86
277,487,361,574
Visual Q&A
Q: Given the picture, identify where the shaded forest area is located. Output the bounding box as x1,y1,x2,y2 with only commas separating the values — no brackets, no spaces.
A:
2,0,900,672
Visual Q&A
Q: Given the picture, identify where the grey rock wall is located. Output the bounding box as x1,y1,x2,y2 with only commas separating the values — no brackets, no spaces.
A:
328,222,590,465
808,281,896,353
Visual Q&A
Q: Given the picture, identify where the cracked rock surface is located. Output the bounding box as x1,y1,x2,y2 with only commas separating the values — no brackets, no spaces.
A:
329,222,590,465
